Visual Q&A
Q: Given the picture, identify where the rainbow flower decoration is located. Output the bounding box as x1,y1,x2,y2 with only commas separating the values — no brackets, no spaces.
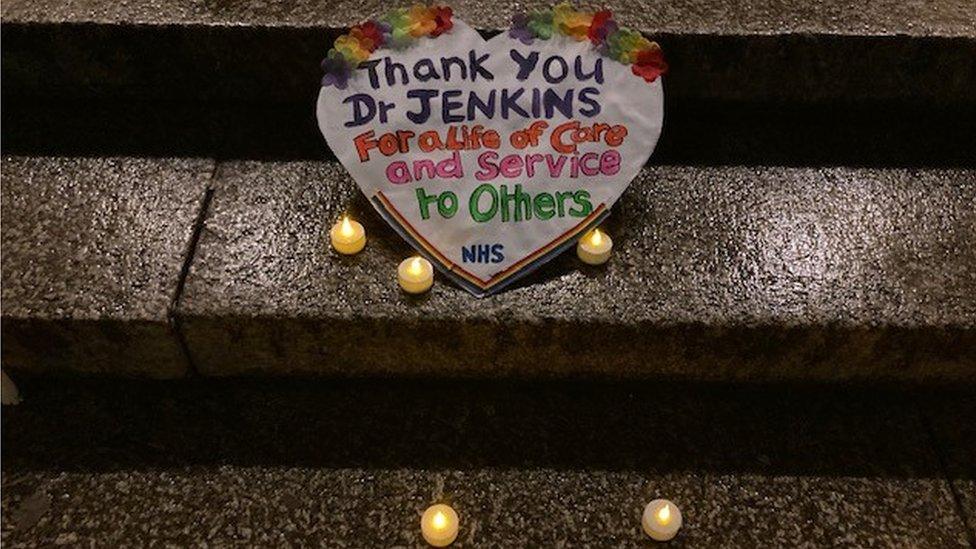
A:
321,3,665,89
321,5,454,89
510,3,667,83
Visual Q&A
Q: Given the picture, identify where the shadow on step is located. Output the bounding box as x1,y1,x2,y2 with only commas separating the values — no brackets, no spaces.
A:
3,377,974,480
3,98,974,167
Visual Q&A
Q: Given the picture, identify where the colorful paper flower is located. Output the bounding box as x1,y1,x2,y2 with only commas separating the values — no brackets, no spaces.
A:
431,5,454,36
381,8,414,51
527,11,554,40
350,21,385,51
321,4,454,88
381,7,409,33
335,34,370,64
509,14,535,44
588,10,615,44
407,5,437,37
503,5,667,84
320,49,353,89
321,4,666,89
553,3,592,41
632,45,668,82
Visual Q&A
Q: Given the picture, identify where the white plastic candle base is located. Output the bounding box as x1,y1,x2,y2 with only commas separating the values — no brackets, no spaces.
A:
421,504,459,547
577,246,611,265
330,218,366,255
642,499,682,541
398,257,434,294
577,229,613,265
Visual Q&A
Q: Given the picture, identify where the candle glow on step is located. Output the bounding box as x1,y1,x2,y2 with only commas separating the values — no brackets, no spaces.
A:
642,499,682,541
330,214,366,255
398,256,434,294
421,504,458,547
577,227,613,265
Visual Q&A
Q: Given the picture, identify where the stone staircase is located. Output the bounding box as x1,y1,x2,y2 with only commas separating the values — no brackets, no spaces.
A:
2,378,975,546
2,0,975,381
4,3,976,547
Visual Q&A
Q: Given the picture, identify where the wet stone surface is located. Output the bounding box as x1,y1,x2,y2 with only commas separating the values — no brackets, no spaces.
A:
2,379,974,547
3,0,974,36
922,394,976,533
2,468,970,548
3,0,974,112
0,156,213,377
178,161,976,380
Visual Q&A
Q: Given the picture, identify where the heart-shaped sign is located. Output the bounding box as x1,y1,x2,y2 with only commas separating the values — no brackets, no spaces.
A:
317,8,664,296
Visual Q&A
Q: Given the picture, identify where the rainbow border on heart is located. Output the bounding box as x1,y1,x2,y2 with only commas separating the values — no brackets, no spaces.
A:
320,3,667,89
371,192,611,296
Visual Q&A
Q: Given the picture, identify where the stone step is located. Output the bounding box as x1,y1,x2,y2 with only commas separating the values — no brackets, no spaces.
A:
3,98,974,167
0,156,213,378
3,378,975,546
2,0,975,163
3,156,975,381
4,0,974,104
176,161,976,381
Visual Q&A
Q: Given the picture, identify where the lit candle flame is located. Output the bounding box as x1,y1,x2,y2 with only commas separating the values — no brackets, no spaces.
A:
432,511,448,530
339,215,355,238
409,257,424,276
657,503,671,525
590,228,603,246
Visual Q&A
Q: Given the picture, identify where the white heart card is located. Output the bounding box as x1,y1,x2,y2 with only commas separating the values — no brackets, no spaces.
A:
317,5,665,296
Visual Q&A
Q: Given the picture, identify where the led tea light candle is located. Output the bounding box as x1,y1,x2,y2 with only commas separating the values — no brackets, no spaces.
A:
398,256,434,294
577,227,613,265
421,504,459,547
330,215,366,255
642,499,682,541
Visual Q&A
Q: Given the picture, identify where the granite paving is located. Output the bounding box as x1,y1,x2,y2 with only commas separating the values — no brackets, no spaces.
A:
0,156,214,377
3,0,973,111
5,99,974,168
3,0,974,36
921,392,976,538
177,162,976,380
4,0,973,169
2,379,973,547
2,468,970,547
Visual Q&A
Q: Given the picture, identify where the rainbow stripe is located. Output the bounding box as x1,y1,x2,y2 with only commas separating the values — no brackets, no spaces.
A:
371,191,608,296
321,3,666,88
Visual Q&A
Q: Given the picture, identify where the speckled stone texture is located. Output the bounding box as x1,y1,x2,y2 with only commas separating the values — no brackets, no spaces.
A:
178,162,976,381
923,394,976,533
4,100,976,167
3,1,974,162
3,0,974,35
2,379,974,546
3,0,974,108
3,468,970,547
0,156,214,377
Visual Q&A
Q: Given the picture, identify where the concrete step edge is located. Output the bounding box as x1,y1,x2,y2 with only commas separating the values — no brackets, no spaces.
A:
3,156,974,381
3,18,975,105
175,160,976,381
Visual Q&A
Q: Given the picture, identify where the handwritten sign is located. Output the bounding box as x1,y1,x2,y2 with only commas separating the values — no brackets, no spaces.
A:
317,17,663,296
